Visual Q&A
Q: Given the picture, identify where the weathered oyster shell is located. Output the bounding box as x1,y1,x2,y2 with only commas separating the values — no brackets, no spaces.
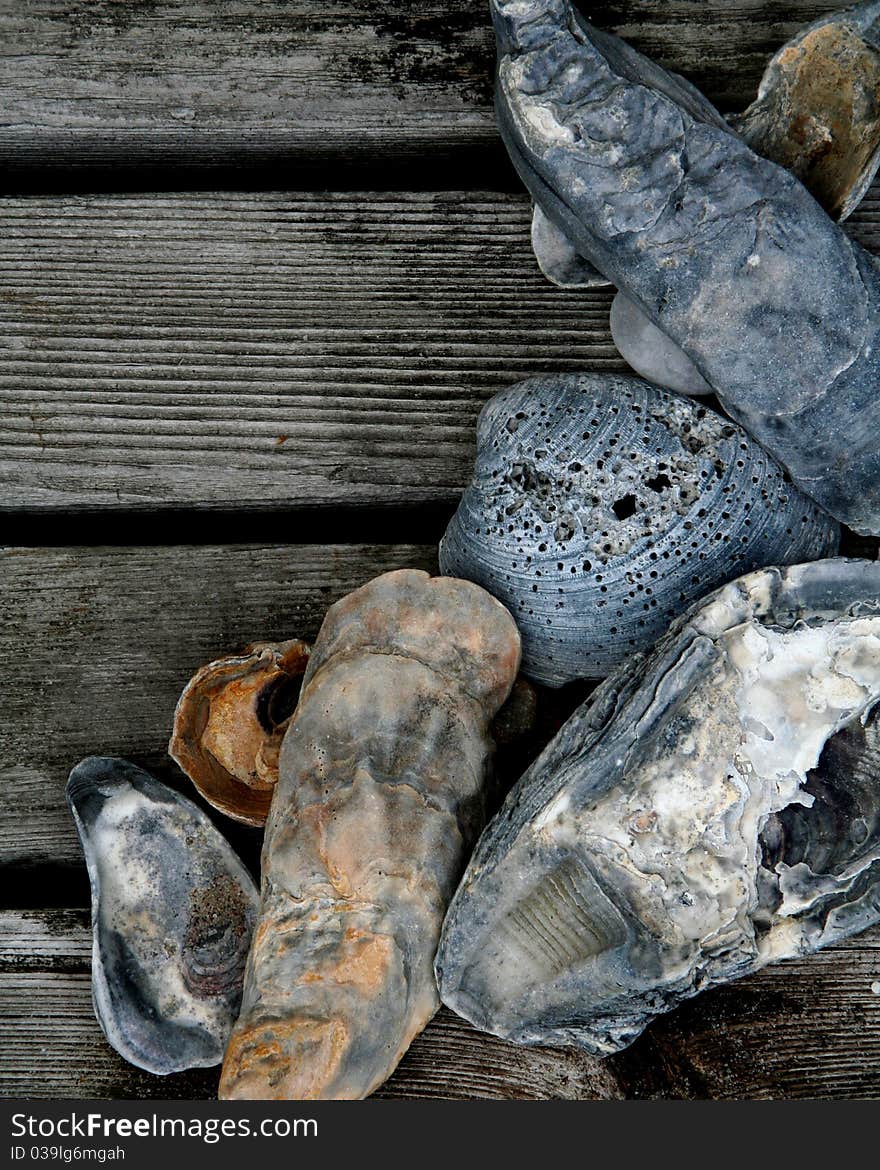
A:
67,757,259,1075
436,559,880,1055
544,1,880,332
219,569,520,1099
490,0,880,534
735,1,880,222
612,1,880,396
439,374,839,685
169,639,310,827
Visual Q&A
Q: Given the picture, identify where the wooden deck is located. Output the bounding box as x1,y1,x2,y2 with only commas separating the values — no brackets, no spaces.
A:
2,1,879,1100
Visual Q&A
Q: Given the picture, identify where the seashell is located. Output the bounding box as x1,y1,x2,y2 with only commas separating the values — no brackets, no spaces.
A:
567,3,880,391
439,374,839,686
612,0,880,395
531,204,610,289
608,292,714,398
67,757,259,1075
169,639,310,827
436,558,880,1056
735,1,880,223
490,0,880,534
219,569,520,1099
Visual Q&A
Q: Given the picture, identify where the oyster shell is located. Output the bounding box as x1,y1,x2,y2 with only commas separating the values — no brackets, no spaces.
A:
735,1,880,222
219,569,520,1099
436,559,880,1056
67,757,259,1075
169,639,311,827
612,1,880,394
439,374,839,685
490,0,880,534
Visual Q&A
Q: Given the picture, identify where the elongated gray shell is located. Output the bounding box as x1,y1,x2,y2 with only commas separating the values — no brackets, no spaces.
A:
439,374,839,685
67,757,259,1075
436,558,880,1055
490,0,880,535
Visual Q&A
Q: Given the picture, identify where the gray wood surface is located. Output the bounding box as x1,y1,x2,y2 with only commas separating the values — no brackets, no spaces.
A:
0,544,436,872
0,192,617,510
3,909,879,1100
3,188,880,513
4,0,880,1103
0,2,859,179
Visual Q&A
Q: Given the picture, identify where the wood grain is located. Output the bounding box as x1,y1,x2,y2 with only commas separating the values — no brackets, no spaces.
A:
0,191,621,511
3,910,878,1099
0,2,861,181
3,188,880,514
0,544,435,873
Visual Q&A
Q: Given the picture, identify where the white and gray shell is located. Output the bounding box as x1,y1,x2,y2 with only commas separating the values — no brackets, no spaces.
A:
436,559,880,1055
67,757,259,1075
439,374,839,685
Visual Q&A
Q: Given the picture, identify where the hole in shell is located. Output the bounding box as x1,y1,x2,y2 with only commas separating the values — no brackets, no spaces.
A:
758,702,880,921
612,494,638,521
256,673,304,734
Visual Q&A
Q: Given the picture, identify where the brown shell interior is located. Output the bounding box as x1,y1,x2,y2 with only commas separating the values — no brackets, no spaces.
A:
170,639,311,826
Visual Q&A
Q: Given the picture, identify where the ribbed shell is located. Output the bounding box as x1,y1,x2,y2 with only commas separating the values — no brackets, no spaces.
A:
439,374,839,685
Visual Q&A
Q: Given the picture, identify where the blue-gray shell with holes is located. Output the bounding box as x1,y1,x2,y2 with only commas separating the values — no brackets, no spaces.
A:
439,374,839,685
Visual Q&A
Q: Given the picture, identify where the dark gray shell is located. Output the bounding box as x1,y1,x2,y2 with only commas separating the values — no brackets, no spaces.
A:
67,757,259,1075
436,558,880,1055
490,0,880,535
439,374,839,685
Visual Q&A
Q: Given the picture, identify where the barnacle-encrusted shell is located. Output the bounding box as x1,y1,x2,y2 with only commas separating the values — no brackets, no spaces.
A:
67,757,259,1075
219,569,520,1100
490,0,880,534
169,639,310,827
439,374,839,685
436,559,880,1055
736,1,880,222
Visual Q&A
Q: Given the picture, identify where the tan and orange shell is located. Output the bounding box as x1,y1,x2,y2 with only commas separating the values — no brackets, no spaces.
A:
219,569,521,1100
736,4,880,221
169,639,311,827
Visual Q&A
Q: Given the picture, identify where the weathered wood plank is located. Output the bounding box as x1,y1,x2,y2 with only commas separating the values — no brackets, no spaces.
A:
3,188,880,514
0,191,618,511
3,910,878,1099
0,3,861,180
629,933,880,1099
0,544,436,873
